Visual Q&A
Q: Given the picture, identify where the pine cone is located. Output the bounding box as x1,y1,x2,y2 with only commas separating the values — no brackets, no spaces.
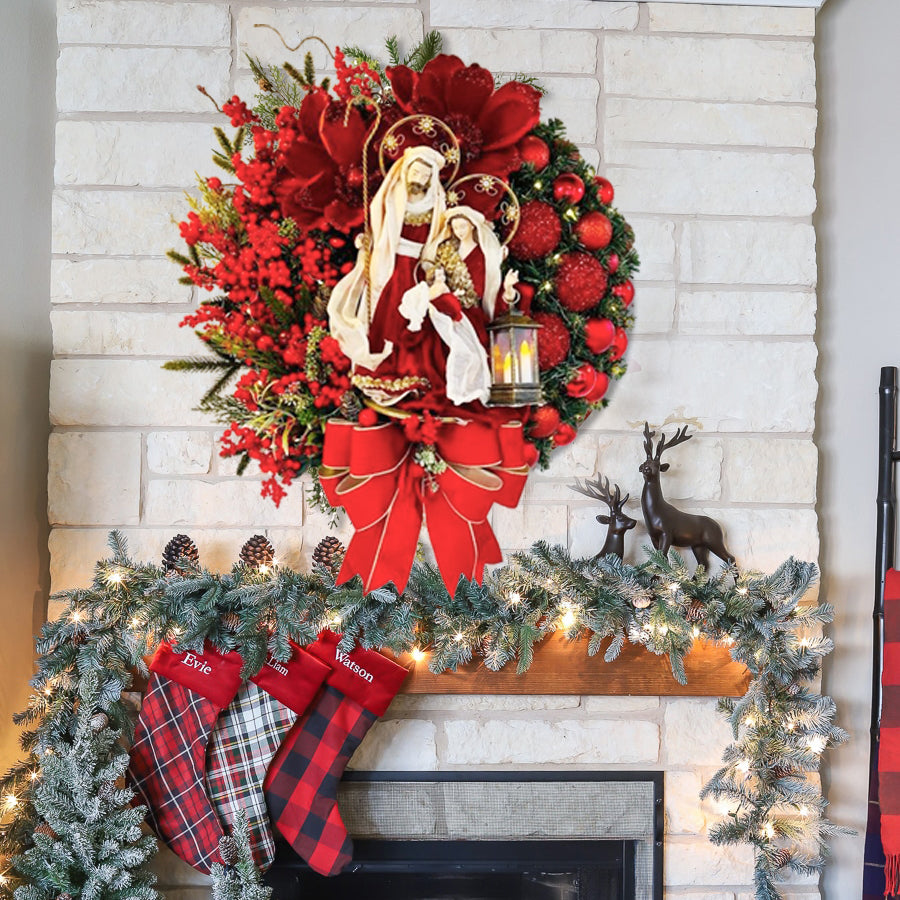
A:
34,822,57,840
313,536,345,575
218,834,239,866
632,594,653,610
221,612,242,632
57,893,73,900
339,391,363,422
310,290,330,320
771,765,798,779
89,712,108,732
686,599,706,623
240,535,275,570
770,849,792,869
162,534,200,575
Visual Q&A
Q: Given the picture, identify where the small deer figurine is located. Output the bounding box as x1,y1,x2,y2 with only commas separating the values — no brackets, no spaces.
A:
571,475,637,560
640,422,734,568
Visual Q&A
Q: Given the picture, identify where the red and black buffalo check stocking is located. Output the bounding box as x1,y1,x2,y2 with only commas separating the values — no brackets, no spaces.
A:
264,631,409,875
128,641,243,873
205,642,331,870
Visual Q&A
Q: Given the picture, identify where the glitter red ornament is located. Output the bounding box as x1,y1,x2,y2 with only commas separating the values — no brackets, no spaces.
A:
606,252,620,274
553,423,577,446
507,200,562,261
555,252,609,312
584,318,616,355
518,134,551,171
529,405,561,438
553,173,585,205
612,280,635,307
609,327,628,362
594,176,615,205
533,312,571,369
574,211,613,251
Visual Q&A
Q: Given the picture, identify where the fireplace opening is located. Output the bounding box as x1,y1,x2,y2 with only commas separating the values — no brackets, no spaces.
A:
267,772,663,900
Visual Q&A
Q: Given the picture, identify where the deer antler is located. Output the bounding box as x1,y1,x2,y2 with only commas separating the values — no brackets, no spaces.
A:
570,475,614,510
655,424,692,460
642,422,656,459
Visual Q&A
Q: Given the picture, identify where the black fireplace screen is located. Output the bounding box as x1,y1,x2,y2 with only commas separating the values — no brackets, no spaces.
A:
267,772,663,900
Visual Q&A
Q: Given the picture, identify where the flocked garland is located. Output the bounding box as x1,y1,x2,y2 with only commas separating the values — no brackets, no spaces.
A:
0,535,848,900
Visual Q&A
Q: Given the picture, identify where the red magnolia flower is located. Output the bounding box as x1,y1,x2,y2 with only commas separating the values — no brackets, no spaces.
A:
276,89,374,233
386,55,541,180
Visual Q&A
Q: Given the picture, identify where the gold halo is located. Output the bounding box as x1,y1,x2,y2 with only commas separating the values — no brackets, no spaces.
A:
444,174,521,246
378,115,461,183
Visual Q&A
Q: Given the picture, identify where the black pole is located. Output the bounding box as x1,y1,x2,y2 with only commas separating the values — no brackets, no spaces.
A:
873,366,897,745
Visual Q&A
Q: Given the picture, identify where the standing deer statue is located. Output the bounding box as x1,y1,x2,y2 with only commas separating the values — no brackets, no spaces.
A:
571,475,637,560
640,422,735,568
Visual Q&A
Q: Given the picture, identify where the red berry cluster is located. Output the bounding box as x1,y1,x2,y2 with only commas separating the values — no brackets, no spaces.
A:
333,48,382,101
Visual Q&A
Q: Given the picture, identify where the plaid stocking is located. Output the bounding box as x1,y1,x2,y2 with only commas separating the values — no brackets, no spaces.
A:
128,641,242,873
264,631,408,875
205,643,331,870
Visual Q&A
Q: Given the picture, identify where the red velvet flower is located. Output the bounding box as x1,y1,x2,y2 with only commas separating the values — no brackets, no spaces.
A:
275,89,374,233
385,55,541,180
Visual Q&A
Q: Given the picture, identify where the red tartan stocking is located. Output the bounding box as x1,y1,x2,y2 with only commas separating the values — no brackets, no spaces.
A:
128,641,242,873
204,643,330,871
264,632,408,875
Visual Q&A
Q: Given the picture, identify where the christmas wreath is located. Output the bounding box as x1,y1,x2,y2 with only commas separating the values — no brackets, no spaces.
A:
167,32,638,594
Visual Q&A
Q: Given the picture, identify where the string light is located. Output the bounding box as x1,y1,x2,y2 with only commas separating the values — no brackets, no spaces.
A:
507,592,521,607
760,822,776,840
533,180,543,191
454,632,464,643
106,571,123,586
330,614,342,627
0,873,7,887
70,610,82,623
563,207,579,221
130,617,140,629
410,647,425,663
744,715,756,728
799,637,810,649
667,582,679,593
258,564,269,575
692,626,701,638
797,805,810,817
736,759,751,774
28,771,39,782
737,587,749,596
807,735,827,755
539,280,552,293
3,795,18,810
560,608,577,629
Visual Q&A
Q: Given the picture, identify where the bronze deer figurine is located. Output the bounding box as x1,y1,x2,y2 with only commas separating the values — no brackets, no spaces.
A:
640,422,734,568
571,475,637,560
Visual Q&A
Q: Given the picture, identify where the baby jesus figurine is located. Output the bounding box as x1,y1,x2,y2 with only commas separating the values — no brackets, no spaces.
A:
400,206,519,409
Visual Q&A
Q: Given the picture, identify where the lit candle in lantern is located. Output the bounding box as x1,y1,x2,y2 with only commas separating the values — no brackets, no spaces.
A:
519,340,534,383
502,351,514,384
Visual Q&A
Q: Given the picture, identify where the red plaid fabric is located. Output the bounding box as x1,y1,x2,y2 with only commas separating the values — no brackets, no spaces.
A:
264,632,409,876
127,642,242,874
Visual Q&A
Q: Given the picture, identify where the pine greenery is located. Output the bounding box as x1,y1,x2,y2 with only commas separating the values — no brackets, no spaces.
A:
0,533,846,900
209,813,272,900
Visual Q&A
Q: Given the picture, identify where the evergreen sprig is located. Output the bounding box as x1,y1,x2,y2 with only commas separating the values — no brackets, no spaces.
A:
0,535,846,900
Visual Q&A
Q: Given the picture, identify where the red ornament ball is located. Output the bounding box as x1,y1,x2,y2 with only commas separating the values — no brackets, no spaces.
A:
555,252,608,312
522,442,540,467
606,252,620,274
584,318,616,355
553,173,585,205
529,405,561,439
553,423,577,446
518,135,551,171
566,363,599,399
609,327,628,362
594,176,615,205
508,201,562,261
585,371,610,403
358,408,378,427
612,280,635,307
575,212,613,251
533,312,570,369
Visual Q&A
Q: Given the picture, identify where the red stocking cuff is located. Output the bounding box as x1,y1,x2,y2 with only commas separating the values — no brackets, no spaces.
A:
307,631,409,716
250,642,331,715
150,641,243,708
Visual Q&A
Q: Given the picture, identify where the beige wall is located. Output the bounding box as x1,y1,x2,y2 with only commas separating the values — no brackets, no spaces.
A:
817,0,900,896
0,0,54,771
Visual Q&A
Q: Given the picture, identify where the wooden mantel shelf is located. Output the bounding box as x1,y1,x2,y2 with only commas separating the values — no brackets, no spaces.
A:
394,633,749,697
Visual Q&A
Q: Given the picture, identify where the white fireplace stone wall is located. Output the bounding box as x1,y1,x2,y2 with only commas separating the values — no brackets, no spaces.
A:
49,2,822,897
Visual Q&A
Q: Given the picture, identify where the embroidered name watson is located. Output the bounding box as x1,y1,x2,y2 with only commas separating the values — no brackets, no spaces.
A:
335,650,373,682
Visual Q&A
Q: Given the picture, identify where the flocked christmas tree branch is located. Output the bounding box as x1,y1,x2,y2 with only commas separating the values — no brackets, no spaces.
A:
0,533,848,900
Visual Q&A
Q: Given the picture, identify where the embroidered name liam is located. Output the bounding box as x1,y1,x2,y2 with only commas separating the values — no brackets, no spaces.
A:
181,652,212,675
335,650,373,682
266,657,289,676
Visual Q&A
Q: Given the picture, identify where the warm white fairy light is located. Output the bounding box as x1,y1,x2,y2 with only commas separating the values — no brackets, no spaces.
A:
330,614,342,627
454,632,464,643
0,873,8,887
70,610,82,623
785,718,796,732
736,759,751,774
258,564,269,575
106,571,123,585
744,715,756,727
722,636,735,646
798,805,810,817
130,617,140,629
760,822,776,840
692,626,701,638
560,609,577,629
410,647,426,663
3,794,18,810
667,582,679,593
737,587,749,596
28,771,38,781
563,207,579,221
533,180,544,190
507,592,521,607
807,735,827,755
799,637,810,649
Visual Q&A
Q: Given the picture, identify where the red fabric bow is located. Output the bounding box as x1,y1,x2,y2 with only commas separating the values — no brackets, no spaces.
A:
319,418,530,594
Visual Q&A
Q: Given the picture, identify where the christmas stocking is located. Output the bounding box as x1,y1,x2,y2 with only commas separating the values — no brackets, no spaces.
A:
128,641,243,873
264,631,409,875
205,642,331,870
